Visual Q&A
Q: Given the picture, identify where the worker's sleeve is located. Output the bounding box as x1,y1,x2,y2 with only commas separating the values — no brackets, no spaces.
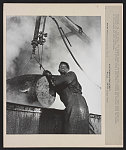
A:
52,71,76,86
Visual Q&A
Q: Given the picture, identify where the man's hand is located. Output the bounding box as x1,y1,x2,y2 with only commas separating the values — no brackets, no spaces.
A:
43,70,55,86
43,70,52,78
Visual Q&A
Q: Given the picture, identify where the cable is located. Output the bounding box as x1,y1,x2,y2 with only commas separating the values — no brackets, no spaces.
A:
50,16,101,90
39,16,47,69
50,16,84,71
60,27,72,47
40,44,44,67
37,45,40,61
33,56,45,71
82,70,101,89
31,16,101,90
18,57,32,75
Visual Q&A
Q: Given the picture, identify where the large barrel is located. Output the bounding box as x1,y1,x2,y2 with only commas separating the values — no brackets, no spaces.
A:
6,102,101,134
6,74,56,108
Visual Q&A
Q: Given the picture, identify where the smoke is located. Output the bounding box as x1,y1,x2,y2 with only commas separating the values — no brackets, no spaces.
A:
6,16,101,114
6,16,35,78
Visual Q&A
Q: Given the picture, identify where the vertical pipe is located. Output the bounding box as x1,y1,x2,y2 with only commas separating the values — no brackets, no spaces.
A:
33,16,41,41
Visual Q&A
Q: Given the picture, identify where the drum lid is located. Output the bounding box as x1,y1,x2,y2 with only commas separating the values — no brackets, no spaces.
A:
36,76,56,108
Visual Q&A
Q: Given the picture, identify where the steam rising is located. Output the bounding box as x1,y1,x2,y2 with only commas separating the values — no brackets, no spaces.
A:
6,16,101,114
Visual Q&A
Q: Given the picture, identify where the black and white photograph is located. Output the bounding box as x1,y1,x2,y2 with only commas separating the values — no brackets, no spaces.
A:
6,16,101,134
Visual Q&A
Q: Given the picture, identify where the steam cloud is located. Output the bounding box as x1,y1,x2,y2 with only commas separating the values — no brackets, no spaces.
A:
6,16,101,114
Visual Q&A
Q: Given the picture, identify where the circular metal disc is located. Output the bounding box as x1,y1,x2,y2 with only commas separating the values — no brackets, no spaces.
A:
35,76,56,108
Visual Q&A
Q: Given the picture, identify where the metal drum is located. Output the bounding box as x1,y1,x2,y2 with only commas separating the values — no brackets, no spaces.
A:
6,74,56,108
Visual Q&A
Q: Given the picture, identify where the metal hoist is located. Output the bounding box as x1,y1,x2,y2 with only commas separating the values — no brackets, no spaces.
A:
30,16,101,90
31,16,84,71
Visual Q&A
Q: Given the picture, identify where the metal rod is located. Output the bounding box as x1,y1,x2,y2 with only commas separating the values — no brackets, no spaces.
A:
42,16,47,33
33,16,41,41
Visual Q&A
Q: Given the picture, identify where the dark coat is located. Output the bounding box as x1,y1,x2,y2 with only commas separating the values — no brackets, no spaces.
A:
52,71,89,134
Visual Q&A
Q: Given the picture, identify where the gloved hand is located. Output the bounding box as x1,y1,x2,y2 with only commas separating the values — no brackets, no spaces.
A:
43,70,52,78
43,70,55,86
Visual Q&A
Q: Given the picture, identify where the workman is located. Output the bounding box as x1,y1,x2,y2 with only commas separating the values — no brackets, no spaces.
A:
43,61,89,134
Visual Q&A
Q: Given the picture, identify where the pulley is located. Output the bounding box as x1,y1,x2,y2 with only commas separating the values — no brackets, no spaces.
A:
31,16,41,55
31,16,47,54
31,16,47,70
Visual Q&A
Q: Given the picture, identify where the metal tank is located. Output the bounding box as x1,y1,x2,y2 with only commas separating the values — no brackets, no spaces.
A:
6,102,101,134
6,74,101,134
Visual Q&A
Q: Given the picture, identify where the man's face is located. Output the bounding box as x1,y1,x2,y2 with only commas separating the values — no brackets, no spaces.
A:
58,63,69,74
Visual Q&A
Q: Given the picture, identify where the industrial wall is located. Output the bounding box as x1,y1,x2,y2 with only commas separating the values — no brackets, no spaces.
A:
6,102,101,134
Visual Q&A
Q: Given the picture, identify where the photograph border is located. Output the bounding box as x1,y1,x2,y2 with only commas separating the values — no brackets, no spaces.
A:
1,0,125,149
